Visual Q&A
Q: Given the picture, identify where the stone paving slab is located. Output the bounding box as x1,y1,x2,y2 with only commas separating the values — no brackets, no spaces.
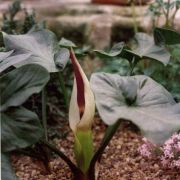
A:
0,0,179,48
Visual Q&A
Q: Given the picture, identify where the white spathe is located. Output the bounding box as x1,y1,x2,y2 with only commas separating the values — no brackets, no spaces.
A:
69,49,95,133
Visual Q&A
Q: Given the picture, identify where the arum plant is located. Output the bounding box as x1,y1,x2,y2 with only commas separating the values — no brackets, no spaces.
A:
1,29,70,140
38,47,94,179
153,27,180,45
95,32,171,75
44,47,96,179
0,64,50,180
90,73,180,144
42,49,125,180
69,48,95,175
88,28,180,177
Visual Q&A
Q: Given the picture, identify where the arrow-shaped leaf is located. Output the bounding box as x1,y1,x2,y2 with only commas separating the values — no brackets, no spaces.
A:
94,42,125,58
2,30,70,72
90,73,180,144
1,153,17,180
154,27,180,45
0,64,49,112
1,107,44,152
125,33,171,65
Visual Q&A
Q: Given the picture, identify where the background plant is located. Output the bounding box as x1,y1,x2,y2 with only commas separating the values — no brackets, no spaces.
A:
2,0,37,34
148,0,180,28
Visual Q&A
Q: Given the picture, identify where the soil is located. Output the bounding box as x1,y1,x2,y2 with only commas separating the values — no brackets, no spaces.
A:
12,117,180,180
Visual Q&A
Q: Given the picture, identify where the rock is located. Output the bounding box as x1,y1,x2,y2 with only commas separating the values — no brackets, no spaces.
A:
1,0,179,49
46,16,88,45
0,0,150,49
87,15,112,49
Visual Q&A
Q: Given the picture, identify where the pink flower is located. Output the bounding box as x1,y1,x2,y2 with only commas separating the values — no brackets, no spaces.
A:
138,138,156,158
173,160,180,168
163,133,180,160
139,133,180,169
138,144,152,158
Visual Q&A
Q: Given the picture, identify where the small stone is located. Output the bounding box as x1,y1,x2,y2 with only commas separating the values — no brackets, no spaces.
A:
31,170,37,176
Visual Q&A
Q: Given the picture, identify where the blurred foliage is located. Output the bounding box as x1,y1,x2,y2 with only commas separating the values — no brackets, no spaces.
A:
95,44,180,102
148,0,180,28
1,0,36,34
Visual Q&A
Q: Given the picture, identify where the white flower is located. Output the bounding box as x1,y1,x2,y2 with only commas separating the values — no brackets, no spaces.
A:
69,48,95,133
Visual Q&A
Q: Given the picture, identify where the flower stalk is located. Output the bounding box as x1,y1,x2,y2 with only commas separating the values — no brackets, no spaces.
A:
69,48,95,174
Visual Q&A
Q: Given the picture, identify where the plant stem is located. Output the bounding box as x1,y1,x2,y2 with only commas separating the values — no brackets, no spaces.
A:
88,120,121,179
74,130,94,174
165,0,171,28
15,147,51,173
41,140,81,175
57,72,69,111
129,56,136,76
171,6,178,27
131,0,138,34
14,149,42,160
42,87,48,141
73,173,91,180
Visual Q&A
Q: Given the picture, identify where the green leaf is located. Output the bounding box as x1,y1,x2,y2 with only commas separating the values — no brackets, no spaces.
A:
1,153,17,180
94,34,170,66
170,44,180,59
0,53,31,73
154,27,180,45
94,42,125,58
125,33,171,65
59,37,77,48
3,30,69,72
1,107,44,152
74,46,90,57
54,48,70,69
74,130,94,173
0,64,49,112
90,73,180,144
0,31,4,47
0,50,14,62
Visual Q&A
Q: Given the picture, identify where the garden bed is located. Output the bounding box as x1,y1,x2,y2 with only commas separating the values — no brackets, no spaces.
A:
12,118,180,180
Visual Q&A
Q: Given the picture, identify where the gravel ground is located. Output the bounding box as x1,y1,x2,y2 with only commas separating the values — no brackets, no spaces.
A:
12,118,180,180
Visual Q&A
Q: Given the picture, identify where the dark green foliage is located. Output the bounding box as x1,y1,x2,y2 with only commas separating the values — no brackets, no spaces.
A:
1,107,44,152
154,27,180,45
1,0,36,34
144,44,180,101
95,31,180,101
0,64,50,111
148,0,180,28
22,10,36,34
0,64,50,179
1,0,21,34
95,33,170,65
1,153,17,180
0,64,50,151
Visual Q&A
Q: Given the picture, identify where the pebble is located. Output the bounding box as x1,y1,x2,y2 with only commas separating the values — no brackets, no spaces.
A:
11,119,180,180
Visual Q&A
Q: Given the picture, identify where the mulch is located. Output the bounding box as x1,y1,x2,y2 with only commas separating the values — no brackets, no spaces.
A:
12,117,180,180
